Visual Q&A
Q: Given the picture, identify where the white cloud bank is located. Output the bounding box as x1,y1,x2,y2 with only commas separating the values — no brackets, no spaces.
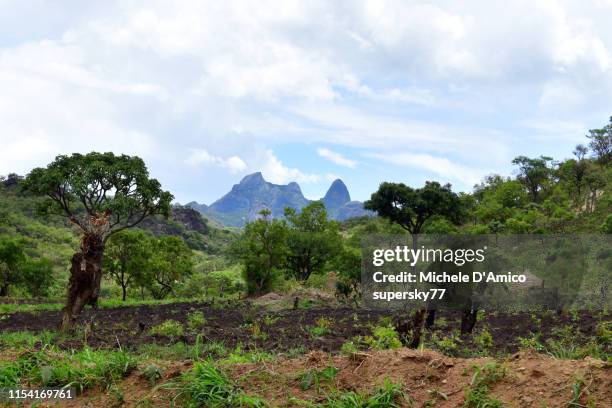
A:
317,148,357,168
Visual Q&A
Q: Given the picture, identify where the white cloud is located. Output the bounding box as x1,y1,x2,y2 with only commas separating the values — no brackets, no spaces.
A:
317,148,356,168
1,0,612,202
186,149,247,173
258,150,321,184
367,151,485,187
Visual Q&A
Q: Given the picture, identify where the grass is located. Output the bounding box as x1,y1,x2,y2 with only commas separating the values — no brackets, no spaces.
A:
173,361,267,407
462,362,506,408
148,320,185,339
0,347,136,392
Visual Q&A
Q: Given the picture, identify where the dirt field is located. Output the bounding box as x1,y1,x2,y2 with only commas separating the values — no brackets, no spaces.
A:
1,301,609,357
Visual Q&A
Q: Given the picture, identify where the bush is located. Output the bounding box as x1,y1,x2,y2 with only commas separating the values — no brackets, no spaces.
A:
187,311,207,332
364,326,402,350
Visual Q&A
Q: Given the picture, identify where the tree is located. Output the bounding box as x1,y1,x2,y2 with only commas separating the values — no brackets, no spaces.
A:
573,144,588,161
364,181,463,235
23,152,172,329
0,237,26,296
103,230,153,301
586,117,612,166
511,155,554,202
284,201,342,281
364,181,463,347
232,209,289,296
334,246,362,305
147,236,194,299
20,258,54,298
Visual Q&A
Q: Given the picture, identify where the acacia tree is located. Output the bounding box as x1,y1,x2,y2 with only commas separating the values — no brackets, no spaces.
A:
23,152,172,329
511,155,554,202
284,201,342,281
364,181,463,347
586,117,612,166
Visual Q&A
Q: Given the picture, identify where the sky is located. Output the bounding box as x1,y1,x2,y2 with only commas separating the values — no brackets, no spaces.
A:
1,0,612,204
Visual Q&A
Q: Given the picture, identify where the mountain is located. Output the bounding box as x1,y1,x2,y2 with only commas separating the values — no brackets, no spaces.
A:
188,173,371,227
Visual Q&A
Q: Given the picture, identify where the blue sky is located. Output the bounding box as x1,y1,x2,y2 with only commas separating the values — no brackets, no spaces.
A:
1,1,612,203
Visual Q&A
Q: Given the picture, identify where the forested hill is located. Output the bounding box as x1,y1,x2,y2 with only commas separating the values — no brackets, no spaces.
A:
0,177,236,297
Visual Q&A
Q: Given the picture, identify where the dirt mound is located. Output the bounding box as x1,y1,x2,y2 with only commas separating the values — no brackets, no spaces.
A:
230,348,611,407
29,349,610,407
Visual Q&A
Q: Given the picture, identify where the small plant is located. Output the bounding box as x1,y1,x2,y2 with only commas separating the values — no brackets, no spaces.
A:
340,340,359,356
463,362,506,408
364,326,402,350
474,328,494,351
595,321,611,345
148,320,185,339
517,333,545,352
263,314,279,326
300,366,338,392
187,311,207,332
140,364,163,386
429,332,461,356
308,317,334,337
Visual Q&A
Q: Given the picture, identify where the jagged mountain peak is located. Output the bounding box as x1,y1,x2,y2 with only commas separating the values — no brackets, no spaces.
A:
186,173,371,227
323,178,351,211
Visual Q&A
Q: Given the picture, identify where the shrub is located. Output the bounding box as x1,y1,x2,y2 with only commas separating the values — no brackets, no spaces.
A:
187,311,207,332
364,326,402,350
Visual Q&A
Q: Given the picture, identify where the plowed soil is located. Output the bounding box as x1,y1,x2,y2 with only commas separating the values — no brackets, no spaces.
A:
0,302,608,357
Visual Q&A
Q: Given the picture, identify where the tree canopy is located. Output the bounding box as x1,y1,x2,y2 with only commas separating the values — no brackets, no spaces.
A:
364,181,463,235
23,152,173,241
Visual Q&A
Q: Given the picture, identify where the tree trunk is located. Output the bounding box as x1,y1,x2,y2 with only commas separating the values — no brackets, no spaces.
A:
121,284,127,301
61,234,105,331
425,309,436,329
460,309,478,334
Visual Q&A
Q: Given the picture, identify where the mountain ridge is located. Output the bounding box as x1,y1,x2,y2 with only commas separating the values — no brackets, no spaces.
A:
187,172,371,227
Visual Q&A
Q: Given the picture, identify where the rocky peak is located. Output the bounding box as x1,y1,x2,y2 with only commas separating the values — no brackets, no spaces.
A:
323,179,351,211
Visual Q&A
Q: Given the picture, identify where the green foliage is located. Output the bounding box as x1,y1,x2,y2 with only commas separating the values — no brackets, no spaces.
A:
231,209,289,296
334,246,362,304
22,152,173,236
300,366,338,392
0,347,135,392
146,236,194,299
19,258,54,297
308,317,334,337
463,362,506,408
140,363,164,386
586,116,612,165
0,236,26,296
187,311,208,332
148,320,185,339
319,379,408,408
284,202,342,281
601,214,612,233
364,181,463,234
103,229,153,300
511,155,554,202
363,326,402,350
178,361,267,407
